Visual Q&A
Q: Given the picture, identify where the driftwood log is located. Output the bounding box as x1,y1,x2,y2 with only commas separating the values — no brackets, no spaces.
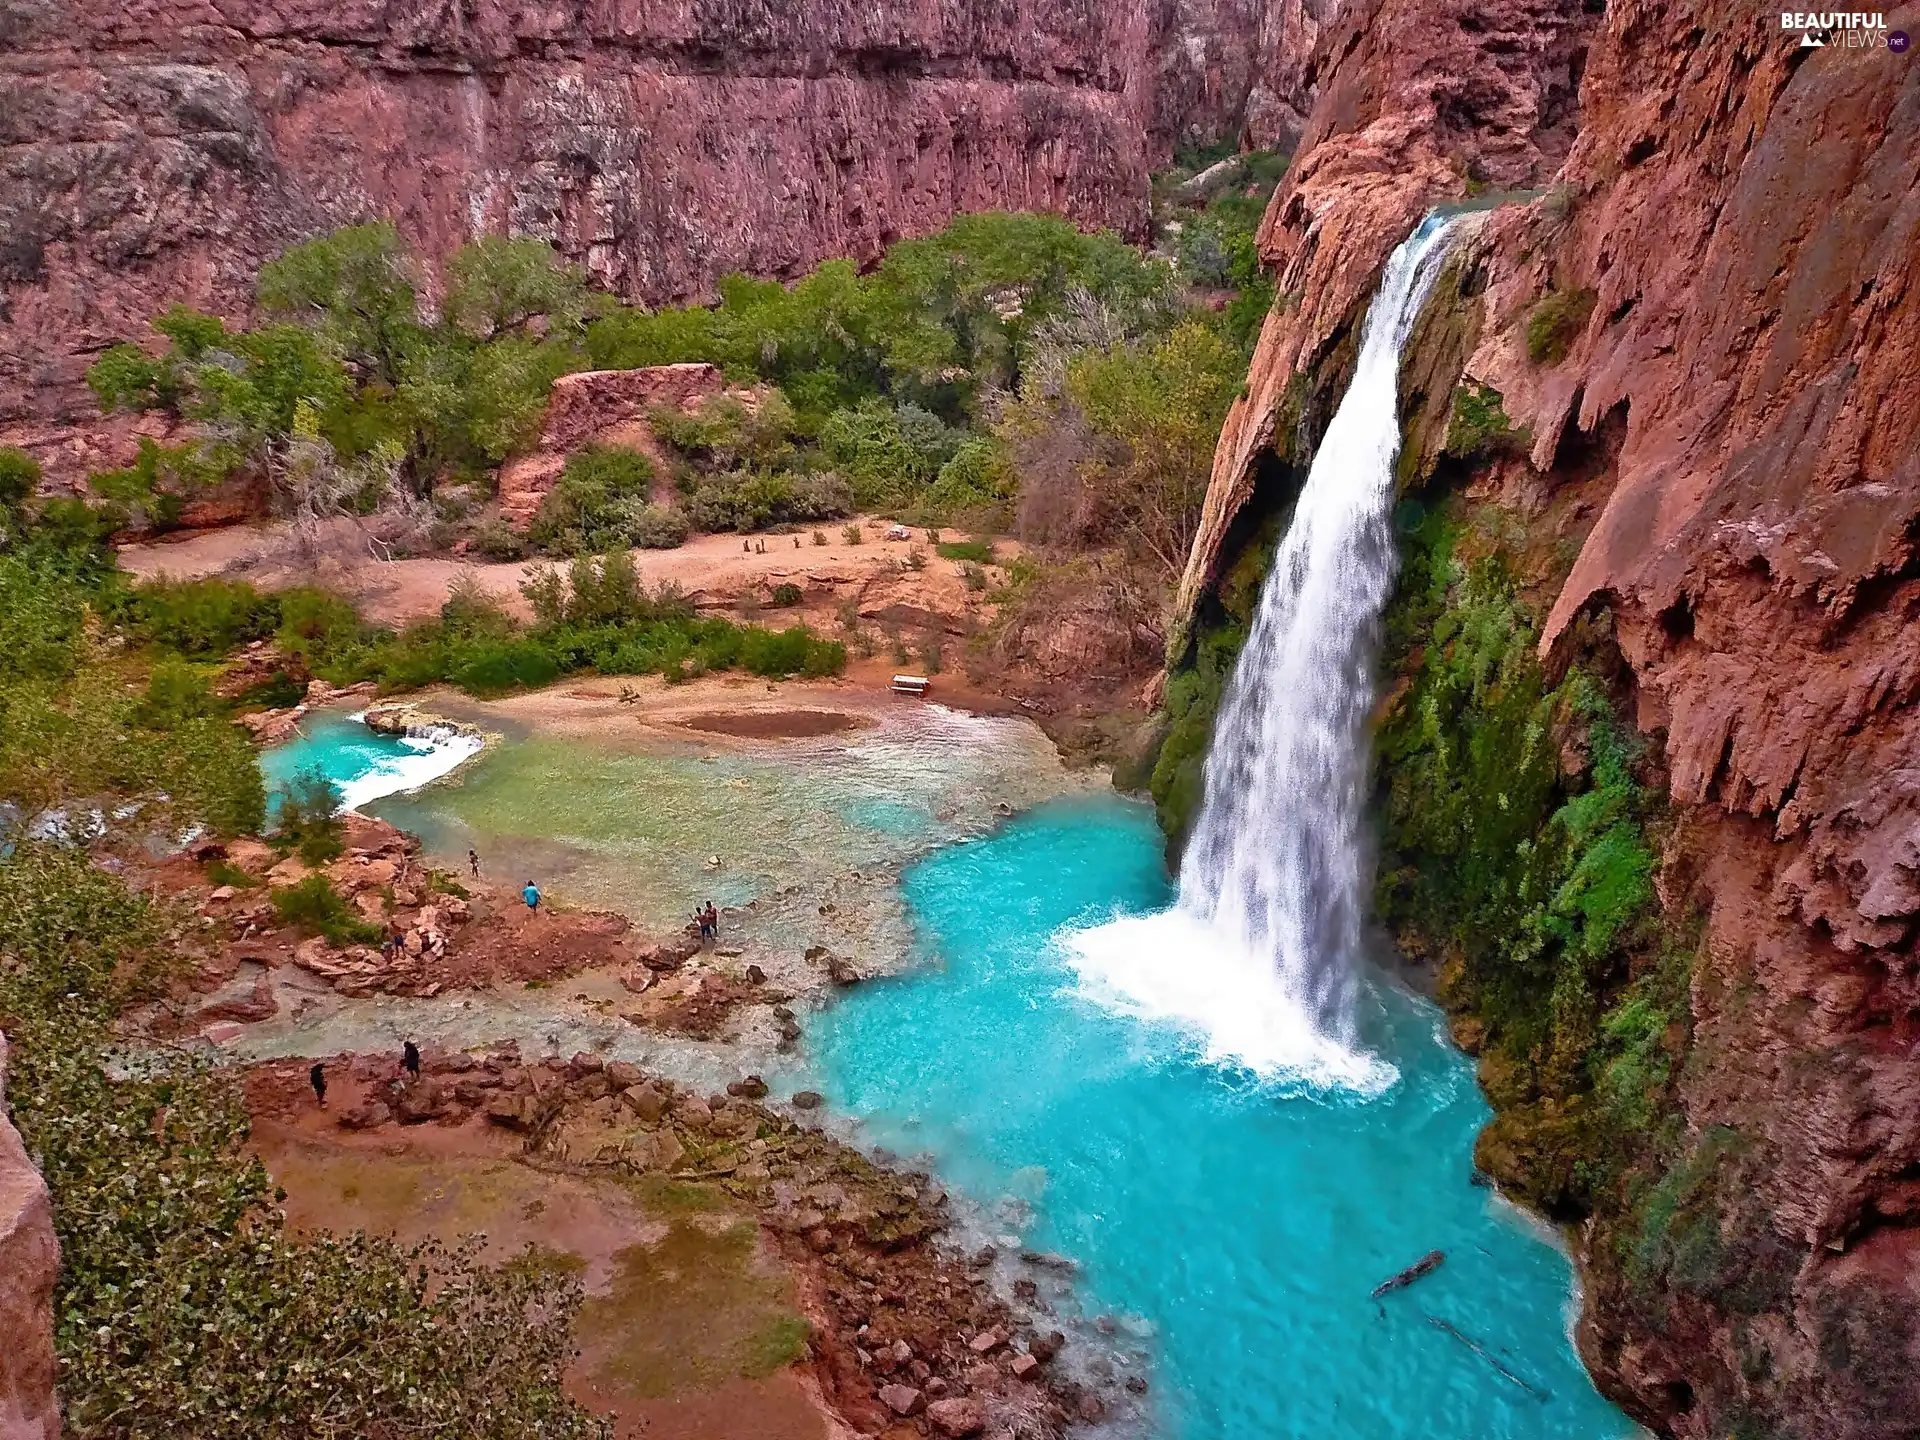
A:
1370,1248,1445,1298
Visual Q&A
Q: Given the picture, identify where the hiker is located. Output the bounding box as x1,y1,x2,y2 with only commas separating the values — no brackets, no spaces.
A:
523,879,541,913
703,900,719,940
402,1040,421,1079
469,848,480,878
309,1062,327,1109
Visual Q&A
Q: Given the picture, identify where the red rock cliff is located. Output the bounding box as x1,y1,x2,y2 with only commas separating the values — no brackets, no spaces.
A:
1176,0,1920,1434
0,0,1328,439
0,1032,61,1440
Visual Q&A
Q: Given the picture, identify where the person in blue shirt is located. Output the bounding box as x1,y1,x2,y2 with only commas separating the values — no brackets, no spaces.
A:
522,880,541,913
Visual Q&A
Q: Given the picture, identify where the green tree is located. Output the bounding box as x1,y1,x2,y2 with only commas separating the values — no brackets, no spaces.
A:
257,221,419,384
1065,319,1244,579
443,235,591,340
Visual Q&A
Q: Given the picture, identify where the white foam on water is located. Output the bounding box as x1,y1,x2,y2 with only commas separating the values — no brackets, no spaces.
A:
333,714,484,812
1061,909,1400,1094
1073,215,1461,1095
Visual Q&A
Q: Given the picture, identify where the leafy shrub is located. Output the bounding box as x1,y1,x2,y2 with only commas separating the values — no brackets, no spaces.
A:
274,764,344,863
820,399,958,507
1444,381,1528,459
526,445,656,555
472,516,528,560
686,469,850,533
769,582,803,607
936,538,995,564
961,562,988,592
812,529,829,546
842,523,863,545
650,392,799,471
273,872,381,945
631,503,690,549
125,575,279,655
275,587,366,671
1525,289,1597,365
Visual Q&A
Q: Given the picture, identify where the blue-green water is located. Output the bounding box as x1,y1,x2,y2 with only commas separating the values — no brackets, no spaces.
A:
810,795,1635,1440
260,711,481,814
264,723,1633,1439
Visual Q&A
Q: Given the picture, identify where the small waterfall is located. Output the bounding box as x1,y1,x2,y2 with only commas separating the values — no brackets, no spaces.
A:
1066,215,1459,1087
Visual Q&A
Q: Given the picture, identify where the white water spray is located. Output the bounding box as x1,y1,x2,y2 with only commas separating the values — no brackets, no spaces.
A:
1067,215,1460,1088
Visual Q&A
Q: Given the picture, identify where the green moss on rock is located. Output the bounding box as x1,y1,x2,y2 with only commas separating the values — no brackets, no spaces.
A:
1525,288,1597,365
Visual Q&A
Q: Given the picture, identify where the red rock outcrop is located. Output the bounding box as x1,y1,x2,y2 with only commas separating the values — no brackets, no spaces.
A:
0,1032,61,1440
0,0,1333,454
1173,0,1920,1433
495,362,725,527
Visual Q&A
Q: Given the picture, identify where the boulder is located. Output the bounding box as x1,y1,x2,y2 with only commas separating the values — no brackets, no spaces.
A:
265,856,311,888
672,1098,713,1132
486,1094,537,1132
726,1074,769,1100
395,1077,449,1124
925,1397,985,1437
620,1085,670,1123
605,1060,644,1088
967,1327,1006,1354
1029,1331,1065,1363
1010,1352,1040,1379
791,1090,824,1110
337,1099,392,1131
878,1383,925,1417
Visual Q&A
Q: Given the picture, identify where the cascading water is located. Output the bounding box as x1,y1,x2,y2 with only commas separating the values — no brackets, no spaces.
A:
1068,215,1461,1088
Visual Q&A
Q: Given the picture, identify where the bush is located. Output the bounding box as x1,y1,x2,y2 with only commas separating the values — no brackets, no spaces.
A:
842,523,863,545
936,538,995,564
1525,289,1597,365
631,503,690,549
472,516,528,560
686,469,850,533
274,764,344,863
125,576,279,656
526,445,656,555
275,587,366,672
961,562,989,592
769,582,803,607
273,873,382,945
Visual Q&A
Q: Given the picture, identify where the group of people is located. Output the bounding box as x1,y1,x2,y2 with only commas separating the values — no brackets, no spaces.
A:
695,900,719,942
468,848,543,916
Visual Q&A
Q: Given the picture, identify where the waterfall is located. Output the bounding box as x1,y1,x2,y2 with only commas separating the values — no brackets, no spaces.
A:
1066,215,1459,1088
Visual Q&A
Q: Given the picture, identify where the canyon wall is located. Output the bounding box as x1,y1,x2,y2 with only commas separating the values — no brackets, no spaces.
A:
0,1033,60,1440
1170,0,1920,1435
0,0,1331,455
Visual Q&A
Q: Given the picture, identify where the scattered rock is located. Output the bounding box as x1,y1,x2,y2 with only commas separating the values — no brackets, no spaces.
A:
620,1085,669,1123
925,1396,986,1437
200,1021,244,1045
1029,1331,1065,1363
1010,1352,1040,1379
727,1075,769,1099
878,1383,925,1417
791,1090,824,1110
967,1327,1006,1354
1125,1375,1149,1394
605,1060,644,1088
338,1100,392,1130
745,964,766,984
826,955,861,985
1076,1392,1106,1423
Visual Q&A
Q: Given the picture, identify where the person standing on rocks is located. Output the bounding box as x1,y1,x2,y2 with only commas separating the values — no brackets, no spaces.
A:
469,848,480,879
402,1040,420,1079
523,879,541,914
309,1062,327,1109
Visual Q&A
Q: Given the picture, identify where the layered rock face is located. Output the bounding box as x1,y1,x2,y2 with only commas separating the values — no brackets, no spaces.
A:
0,0,1329,444
1174,0,1920,1434
1,0,1155,429
0,1033,61,1440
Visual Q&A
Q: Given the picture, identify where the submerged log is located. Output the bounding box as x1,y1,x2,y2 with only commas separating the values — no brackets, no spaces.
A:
1370,1248,1445,1298
1425,1316,1551,1402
